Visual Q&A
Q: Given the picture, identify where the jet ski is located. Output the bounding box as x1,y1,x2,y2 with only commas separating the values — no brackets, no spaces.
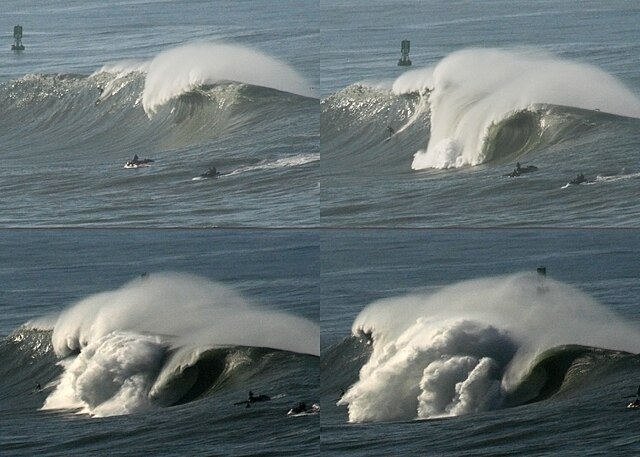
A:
124,155,154,169
569,173,587,185
506,165,538,177
200,167,220,178
562,173,592,188
287,402,320,416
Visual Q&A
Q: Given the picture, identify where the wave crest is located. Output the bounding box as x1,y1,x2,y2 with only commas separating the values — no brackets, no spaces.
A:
409,48,640,169
142,42,317,116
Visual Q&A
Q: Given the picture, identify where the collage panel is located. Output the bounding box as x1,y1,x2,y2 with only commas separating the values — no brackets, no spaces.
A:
321,229,640,455
321,0,640,226
1,0,318,227
3,1,640,456
0,229,319,456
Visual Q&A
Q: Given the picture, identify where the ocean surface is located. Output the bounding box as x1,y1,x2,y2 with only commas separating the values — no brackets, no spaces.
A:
0,229,319,456
321,0,640,227
1,0,319,227
321,229,640,455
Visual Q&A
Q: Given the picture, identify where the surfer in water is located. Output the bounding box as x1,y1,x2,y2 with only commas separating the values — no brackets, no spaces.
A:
235,391,271,408
627,384,640,408
125,155,154,168
507,162,538,177
570,173,586,185
248,391,270,402
387,126,395,139
289,402,307,414
201,167,220,178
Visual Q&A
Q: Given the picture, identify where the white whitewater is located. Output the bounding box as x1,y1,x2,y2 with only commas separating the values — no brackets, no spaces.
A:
339,272,640,422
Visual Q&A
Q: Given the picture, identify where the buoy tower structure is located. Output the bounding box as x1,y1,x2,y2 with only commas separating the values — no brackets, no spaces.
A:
12,25,25,51
397,40,411,66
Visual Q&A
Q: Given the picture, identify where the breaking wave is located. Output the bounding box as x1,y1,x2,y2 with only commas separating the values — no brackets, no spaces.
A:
402,48,640,169
322,48,640,171
0,42,315,163
330,272,640,423
4,273,318,417
140,42,317,115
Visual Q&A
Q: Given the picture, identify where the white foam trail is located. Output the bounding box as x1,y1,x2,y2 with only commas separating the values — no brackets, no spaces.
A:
340,272,640,423
404,48,640,169
142,42,317,115
43,272,318,416
223,153,319,176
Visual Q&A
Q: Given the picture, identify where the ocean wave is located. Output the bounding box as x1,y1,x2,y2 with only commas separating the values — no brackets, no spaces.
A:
331,272,640,423
321,84,428,171
2,272,318,417
140,42,317,116
322,48,640,171
0,60,313,162
410,48,640,169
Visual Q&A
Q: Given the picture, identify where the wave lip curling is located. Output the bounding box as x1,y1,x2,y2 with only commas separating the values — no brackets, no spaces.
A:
142,42,317,116
404,48,640,169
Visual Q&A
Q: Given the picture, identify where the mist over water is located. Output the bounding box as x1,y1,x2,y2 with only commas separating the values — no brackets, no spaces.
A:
49,272,318,357
339,272,640,422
